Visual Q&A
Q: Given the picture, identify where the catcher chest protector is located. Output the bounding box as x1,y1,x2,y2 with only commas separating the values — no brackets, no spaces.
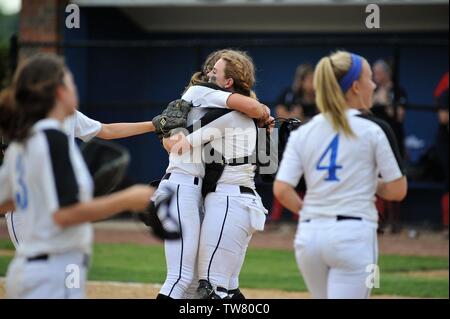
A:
202,143,227,198
201,120,280,197
201,118,302,196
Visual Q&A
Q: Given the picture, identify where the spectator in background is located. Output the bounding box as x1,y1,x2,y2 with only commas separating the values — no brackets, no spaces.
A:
275,63,317,121
269,64,318,224
372,59,408,155
372,59,408,234
434,72,449,238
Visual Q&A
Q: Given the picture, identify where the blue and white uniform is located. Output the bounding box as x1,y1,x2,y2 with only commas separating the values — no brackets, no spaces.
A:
276,108,405,299
1,119,94,298
5,111,101,248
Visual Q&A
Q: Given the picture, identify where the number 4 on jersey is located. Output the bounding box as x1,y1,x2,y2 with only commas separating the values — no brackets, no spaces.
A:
316,134,342,182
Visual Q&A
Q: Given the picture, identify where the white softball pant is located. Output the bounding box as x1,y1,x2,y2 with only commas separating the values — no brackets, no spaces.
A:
198,184,267,294
294,217,378,299
155,172,203,299
5,211,23,249
6,251,89,299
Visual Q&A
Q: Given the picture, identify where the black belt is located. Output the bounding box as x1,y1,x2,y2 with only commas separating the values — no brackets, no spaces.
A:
304,215,362,223
163,173,199,186
27,254,48,262
240,186,256,196
227,156,252,166
27,254,90,267
213,185,256,196
337,215,362,221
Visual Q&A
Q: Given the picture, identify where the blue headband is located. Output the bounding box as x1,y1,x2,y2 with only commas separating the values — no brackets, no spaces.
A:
339,53,363,93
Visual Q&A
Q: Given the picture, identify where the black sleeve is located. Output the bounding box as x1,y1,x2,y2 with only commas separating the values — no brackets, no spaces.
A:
357,114,405,174
44,129,79,207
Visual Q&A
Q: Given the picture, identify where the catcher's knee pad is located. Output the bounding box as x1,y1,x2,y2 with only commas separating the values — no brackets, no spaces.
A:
228,288,246,299
195,280,221,299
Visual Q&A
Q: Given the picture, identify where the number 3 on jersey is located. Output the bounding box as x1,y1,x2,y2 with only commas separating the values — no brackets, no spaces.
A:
316,134,342,182
15,155,28,210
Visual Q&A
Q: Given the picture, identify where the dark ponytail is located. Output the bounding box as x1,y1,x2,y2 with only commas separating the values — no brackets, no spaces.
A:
0,88,17,140
0,53,66,141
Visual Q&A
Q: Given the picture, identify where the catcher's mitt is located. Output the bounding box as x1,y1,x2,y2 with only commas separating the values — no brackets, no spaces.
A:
152,99,192,139
138,186,181,240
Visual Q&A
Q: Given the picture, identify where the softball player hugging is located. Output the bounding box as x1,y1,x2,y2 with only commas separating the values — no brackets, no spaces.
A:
163,50,271,299
274,51,407,299
154,49,270,299
0,53,154,299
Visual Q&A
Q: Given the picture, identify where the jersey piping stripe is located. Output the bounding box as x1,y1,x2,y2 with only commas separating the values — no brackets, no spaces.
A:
207,196,229,282
168,184,183,297
44,129,79,207
356,114,405,175
10,211,19,246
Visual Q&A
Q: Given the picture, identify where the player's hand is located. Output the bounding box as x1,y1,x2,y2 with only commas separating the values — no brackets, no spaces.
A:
163,131,191,155
123,185,155,212
257,116,275,132
258,104,271,122
265,116,276,133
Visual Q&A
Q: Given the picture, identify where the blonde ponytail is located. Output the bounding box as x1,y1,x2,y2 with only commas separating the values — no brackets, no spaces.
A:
249,89,258,100
314,51,355,137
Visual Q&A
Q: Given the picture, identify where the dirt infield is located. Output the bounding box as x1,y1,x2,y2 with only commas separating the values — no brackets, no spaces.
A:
0,278,425,299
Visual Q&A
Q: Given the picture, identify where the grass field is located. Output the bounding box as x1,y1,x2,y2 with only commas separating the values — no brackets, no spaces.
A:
0,240,448,298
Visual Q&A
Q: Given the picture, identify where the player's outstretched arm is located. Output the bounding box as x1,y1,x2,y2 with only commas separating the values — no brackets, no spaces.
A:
96,122,155,140
227,93,270,121
273,180,303,214
53,185,154,228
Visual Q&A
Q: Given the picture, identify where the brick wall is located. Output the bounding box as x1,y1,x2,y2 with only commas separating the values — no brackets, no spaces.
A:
19,0,68,59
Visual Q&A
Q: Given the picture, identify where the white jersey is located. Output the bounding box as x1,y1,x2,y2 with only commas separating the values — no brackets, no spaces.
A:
186,107,257,189
166,85,232,178
3,110,100,249
0,119,94,257
63,110,102,150
276,108,404,222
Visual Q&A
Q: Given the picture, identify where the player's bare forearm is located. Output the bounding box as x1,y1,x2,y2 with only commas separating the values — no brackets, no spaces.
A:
96,122,155,140
53,185,154,228
0,200,14,215
273,181,302,214
376,176,408,201
227,94,270,120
